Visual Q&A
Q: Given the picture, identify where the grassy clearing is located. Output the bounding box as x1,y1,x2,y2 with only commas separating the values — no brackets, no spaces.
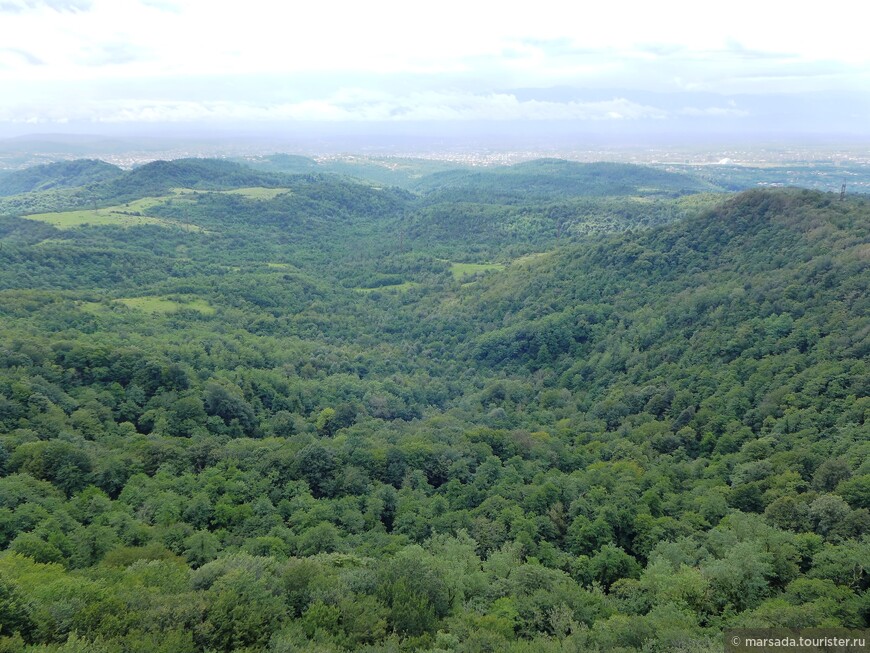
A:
511,252,549,267
171,187,289,200
22,188,289,230
76,301,107,315
355,282,420,293
218,187,290,200
449,262,504,281
675,192,729,213
33,238,71,247
25,208,174,230
81,296,215,315
23,194,203,231
117,296,215,315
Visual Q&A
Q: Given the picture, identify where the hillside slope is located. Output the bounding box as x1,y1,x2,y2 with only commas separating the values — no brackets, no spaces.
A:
98,158,291,200
433,188,866,429
0,159,123,196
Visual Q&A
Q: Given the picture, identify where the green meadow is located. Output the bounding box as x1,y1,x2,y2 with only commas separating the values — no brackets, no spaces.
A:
23,195,202,230
81,296,216,315
449,261,505,280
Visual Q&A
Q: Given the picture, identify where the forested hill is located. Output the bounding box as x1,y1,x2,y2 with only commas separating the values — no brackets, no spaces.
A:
460,187,868,370
412,159,719,200
236,153,471,189
443,187,868,432
0,159,123,196
96,158,292,201
0,162,867,653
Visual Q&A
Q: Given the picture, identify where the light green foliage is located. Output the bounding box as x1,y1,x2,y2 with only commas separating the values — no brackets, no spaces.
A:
8,441,92,496
202,568,286,651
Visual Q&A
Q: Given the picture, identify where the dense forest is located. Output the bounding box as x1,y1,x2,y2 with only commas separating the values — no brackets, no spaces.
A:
0,157,867,653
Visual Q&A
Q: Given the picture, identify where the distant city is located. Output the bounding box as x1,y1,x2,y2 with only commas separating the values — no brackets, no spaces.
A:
1,130,869,193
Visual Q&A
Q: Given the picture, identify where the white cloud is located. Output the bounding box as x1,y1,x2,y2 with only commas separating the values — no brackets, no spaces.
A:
0,0,869,128
0,0,91,13
0,47,45,66
678,106,749,118
0,91,672,124
2,0,869,81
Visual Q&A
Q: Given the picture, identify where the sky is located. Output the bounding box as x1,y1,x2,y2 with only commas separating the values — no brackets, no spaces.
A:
1,0,869,141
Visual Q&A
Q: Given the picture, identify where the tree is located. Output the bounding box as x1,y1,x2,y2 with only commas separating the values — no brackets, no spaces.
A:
8,441,92,496
200,566,286,652
378,549,450,636
294,443,337,498
837,474,870,510
808,494,852,538
338,594,388,646
588,545,642,589
0,575,35,640
183,531,220,568
812,458,851,492
296,521,340,556
203,381,257,436
9,533,65,565
703,542,773,612
70,524,118,568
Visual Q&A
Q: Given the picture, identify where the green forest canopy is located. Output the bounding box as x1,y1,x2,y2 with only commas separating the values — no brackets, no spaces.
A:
0,158,867,653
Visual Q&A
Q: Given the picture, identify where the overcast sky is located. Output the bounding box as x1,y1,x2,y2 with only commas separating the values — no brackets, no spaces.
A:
1,0,869,139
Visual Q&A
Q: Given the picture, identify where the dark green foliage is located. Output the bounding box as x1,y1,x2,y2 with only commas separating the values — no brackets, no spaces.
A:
294,444,337,498
0,575,35,640
8,442,92,496
202,381,257,436
378,551,450,636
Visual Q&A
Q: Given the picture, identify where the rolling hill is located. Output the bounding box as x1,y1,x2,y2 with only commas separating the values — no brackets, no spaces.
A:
413,159,720,199
0,159,123,196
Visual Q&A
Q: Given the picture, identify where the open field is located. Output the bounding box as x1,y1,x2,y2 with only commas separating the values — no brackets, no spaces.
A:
23,194,203,230
449,261,505,280
171,187,290,200
216,187,290,200
80,295,216,315
511,252,549,266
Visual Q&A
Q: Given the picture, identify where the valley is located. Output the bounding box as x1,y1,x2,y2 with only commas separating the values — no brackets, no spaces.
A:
0,155,866,653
